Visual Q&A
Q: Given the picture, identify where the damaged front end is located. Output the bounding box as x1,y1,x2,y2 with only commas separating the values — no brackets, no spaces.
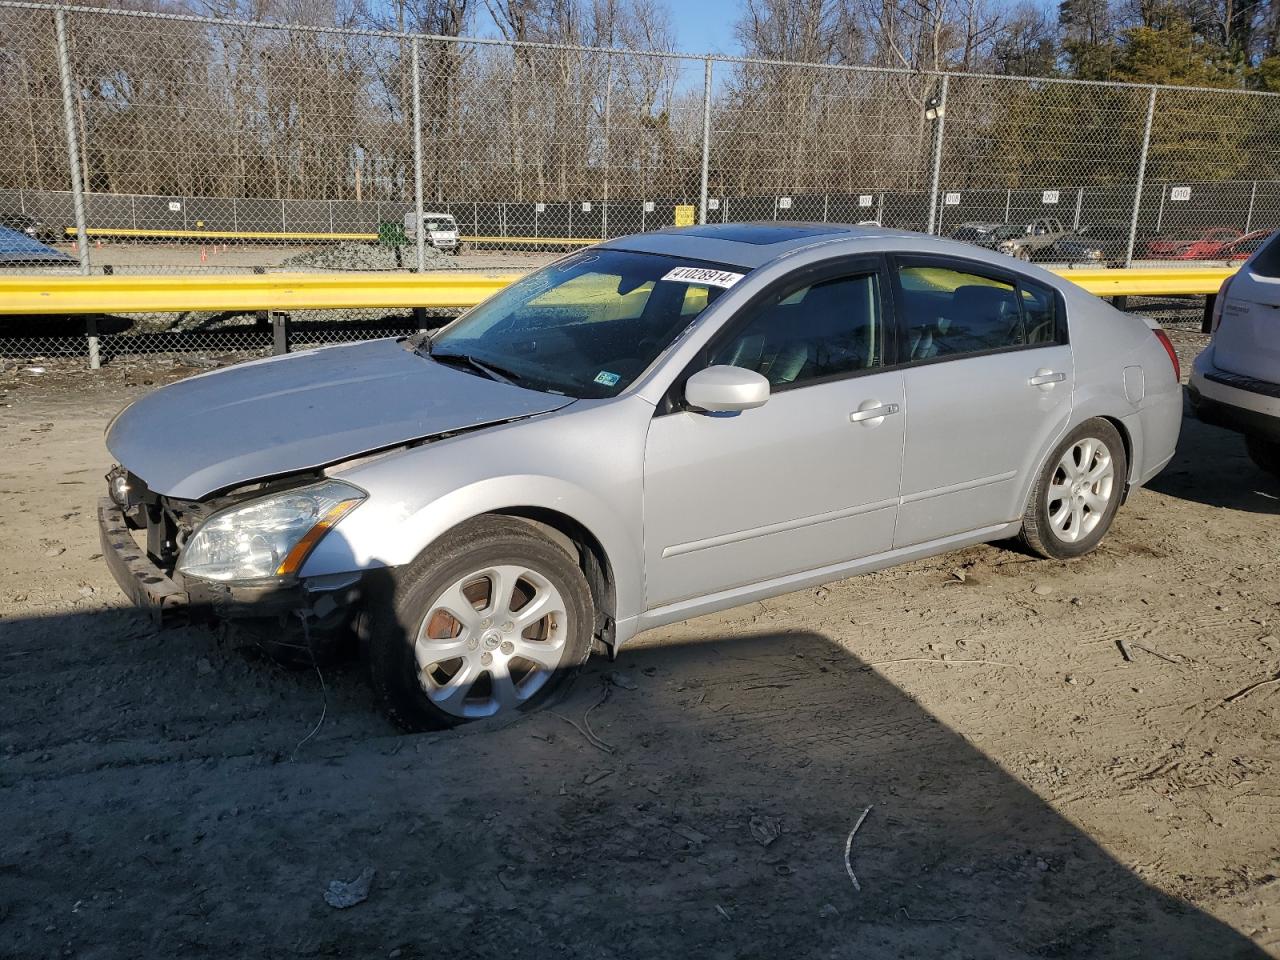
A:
99,465,367,660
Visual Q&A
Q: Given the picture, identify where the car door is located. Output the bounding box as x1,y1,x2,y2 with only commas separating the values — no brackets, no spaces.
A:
642,258,906,609
890,255,1073,548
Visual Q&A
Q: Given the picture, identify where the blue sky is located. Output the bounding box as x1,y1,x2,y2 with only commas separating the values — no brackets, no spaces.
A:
472,0,746,56
671,0,743,56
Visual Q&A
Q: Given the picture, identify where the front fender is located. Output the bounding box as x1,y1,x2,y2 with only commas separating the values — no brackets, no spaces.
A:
298,398,651,623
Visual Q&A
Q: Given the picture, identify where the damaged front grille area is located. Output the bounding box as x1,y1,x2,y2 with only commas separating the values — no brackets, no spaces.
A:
108,467,328,576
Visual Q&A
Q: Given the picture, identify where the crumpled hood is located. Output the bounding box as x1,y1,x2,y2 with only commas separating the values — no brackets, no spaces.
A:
107,338,573,499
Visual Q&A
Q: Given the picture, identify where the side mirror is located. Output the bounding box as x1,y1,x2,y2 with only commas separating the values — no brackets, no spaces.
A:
685,365,770,413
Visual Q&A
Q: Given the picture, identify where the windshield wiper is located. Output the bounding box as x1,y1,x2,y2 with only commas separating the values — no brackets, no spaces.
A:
430,350,521,384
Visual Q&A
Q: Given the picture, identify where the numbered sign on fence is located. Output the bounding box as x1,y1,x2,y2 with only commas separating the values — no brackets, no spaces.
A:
1042,190,1060,204
1170,186,1191,201
944,192,961,206
643,201,655,213
778,197,792,209
858,195,873,207
707,198,720,211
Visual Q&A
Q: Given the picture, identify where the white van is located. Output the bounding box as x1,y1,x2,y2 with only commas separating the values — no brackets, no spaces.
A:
404,211,461,254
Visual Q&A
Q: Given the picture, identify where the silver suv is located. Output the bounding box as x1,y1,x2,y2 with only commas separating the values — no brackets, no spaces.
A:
1189,231,1280,476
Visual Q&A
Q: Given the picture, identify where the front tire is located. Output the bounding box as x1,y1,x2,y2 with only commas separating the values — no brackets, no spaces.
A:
1020,418,1127,560
1246,435,1280,477
367,516,594,731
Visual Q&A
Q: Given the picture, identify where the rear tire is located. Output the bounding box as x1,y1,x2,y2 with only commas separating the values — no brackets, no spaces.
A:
367,516,594,731
1020,418,1127,560
1246,435,1280,477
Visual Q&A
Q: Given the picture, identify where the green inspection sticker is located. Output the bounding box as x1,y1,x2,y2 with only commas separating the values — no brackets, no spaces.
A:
594,371,621,386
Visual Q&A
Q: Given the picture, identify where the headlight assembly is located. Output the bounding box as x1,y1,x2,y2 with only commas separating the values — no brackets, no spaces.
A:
177,480,364,583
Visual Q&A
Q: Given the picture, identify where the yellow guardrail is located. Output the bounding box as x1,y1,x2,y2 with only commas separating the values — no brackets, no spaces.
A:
65,226,600,246
0,266,1235,315
1049,266,1235,296
1,271,525,315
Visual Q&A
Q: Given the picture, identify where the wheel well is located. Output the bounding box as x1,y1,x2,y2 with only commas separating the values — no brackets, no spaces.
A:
493,507,617,650
1100,415,1133,477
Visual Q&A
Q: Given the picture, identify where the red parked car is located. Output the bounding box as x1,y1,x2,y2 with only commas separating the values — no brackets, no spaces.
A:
1144,226,1243,260
1221,229,1274,261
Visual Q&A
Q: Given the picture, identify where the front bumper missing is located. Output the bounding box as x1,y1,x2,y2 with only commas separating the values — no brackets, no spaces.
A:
99,497,350,627
98,497,188,623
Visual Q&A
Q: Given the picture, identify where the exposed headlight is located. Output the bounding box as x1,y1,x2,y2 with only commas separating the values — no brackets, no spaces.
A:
177,480,365,583
997,242,1016,254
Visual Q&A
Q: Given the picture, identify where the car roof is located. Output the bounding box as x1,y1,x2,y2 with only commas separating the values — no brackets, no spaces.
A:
600,221,929,269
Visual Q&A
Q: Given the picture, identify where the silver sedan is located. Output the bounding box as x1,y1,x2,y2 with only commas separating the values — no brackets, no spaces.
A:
99,224,1183,729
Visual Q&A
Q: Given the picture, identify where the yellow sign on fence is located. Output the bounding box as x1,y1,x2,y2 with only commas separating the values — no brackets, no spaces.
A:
673,205,696,227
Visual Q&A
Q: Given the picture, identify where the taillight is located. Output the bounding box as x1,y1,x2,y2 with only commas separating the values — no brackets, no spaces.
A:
1210,275,1233,333
1153,327,1180,382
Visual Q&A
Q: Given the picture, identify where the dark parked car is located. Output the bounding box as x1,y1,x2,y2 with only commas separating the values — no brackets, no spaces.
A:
1049,222,1132,265
0,212,61,244
948,222,1024,250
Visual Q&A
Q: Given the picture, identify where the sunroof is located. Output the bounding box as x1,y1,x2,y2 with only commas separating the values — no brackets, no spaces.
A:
675,223,850,245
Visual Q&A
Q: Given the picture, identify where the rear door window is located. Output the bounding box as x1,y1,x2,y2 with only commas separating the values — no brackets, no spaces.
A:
894,259,1064,362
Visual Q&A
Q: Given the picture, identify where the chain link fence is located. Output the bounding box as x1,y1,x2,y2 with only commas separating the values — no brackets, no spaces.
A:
2,0,1276,366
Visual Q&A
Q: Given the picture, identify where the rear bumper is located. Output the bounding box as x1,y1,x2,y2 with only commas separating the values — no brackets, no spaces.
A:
1188,385,1280,442
1189,354,1280,442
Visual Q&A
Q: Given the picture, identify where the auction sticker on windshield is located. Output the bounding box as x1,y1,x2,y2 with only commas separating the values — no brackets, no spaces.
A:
661,266,745,289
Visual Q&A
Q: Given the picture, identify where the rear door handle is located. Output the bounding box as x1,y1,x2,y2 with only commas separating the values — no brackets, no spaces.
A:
1028,370,1066,387
849,402,900,423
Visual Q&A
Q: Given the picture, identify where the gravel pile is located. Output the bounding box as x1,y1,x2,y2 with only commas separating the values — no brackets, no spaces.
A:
281,241,449,272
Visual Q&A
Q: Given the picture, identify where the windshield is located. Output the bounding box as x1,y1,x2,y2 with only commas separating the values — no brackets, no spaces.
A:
428,249,742,398
426,218,455,231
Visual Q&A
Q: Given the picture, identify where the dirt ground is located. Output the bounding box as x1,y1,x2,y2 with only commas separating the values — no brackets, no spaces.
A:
1,327,1278,959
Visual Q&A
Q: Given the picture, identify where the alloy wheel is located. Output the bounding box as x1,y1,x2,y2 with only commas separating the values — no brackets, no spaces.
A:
1046,437,1115,543
413,565,569,719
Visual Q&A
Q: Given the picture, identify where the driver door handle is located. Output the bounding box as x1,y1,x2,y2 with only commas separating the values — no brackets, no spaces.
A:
849,402,900,422
1028,371,1066,386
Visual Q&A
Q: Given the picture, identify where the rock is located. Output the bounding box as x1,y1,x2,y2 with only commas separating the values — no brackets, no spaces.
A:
1032,584,1055,596
1065,675,1078,685
671,823,710,845
44,546,65,558
819,903,840,918
196,657,214,676
749,815,782,847
324,867,375,909
1036,858,1050,872
77,585,95,597
606,670,638,691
